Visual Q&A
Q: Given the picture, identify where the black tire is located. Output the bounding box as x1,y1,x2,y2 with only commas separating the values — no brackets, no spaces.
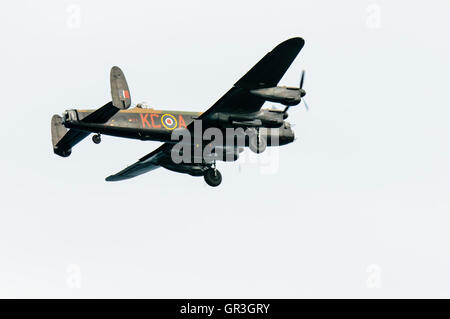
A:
203,168,222,187
58,148,71,157
62,149,72,157
249,132,266,153
92,134,101,144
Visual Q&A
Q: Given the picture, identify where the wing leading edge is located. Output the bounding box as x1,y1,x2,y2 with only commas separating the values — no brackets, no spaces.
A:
234,37,304,89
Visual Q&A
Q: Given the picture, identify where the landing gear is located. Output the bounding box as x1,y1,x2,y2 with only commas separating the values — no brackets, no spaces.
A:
203,162,222,187
61,149,72,157
92,134,101,144
249,129,266,154
55,148,71,157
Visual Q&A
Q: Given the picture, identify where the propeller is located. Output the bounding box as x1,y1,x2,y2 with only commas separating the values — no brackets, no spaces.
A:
300,69,305,90
283,70,309,113
299,70,308,111
303,98,309,111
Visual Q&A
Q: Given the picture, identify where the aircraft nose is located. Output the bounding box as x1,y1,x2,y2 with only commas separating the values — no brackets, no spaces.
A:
287,128,295,143
279,122,295,145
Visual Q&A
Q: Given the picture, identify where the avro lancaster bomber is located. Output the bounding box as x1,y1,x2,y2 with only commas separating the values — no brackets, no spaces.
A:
51,37,307,187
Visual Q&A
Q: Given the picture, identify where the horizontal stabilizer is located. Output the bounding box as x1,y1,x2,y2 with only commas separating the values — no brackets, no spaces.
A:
52,66,132,157
53,101,117,156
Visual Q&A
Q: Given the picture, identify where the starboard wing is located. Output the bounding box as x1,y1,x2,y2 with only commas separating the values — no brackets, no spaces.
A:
199,37,304,117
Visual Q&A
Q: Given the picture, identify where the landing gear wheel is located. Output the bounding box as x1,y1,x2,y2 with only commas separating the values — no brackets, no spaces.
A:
249,130,267,154
56,148,71,157
92,134,101,144
203,168,222,187
61,149,72,157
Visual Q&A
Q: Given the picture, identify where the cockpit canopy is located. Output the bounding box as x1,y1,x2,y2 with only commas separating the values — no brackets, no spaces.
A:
135,102,153,109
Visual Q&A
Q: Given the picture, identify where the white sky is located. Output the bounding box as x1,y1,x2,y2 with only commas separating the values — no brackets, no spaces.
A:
1,0,450,298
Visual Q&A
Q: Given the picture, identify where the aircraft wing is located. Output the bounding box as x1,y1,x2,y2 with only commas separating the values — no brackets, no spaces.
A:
105,143,171,181
200,37,304,118
105,38,304,181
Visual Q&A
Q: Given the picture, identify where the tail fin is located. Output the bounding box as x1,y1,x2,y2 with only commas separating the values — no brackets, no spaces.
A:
51,66,131,157
51,114,73,157
110,66,131,109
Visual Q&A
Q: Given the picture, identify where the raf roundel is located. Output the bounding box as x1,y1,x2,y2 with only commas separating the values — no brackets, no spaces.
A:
161,114,177,130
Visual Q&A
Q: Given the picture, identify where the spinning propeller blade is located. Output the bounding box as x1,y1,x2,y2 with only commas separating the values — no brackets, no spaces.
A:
283,69,309,113
303,98,309,111
300,70,308,111
300,70,305,89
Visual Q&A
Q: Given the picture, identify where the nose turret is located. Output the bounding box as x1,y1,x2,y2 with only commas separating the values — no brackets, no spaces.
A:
279,121,295,145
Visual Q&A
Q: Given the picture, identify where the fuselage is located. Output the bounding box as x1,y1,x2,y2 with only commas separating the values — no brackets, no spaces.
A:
62,106,295,146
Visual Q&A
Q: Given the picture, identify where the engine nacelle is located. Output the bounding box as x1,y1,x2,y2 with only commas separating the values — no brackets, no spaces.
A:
206,146,244,162
161,163,206,176
250,86,303,106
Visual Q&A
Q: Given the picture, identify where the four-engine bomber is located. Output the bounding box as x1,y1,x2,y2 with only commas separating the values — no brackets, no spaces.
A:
51,37,308,186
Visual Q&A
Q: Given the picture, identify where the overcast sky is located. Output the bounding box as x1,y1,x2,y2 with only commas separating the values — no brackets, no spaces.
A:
1,0,450,298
